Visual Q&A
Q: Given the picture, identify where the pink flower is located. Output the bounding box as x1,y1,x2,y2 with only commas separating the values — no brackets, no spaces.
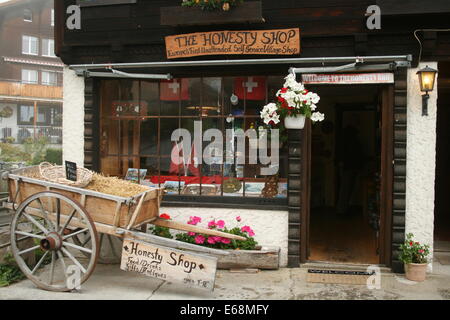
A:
188,216,201,226
207,237,216,244
216,220,225,229
195,235,205,244
208,220,217,229
241,226,255,237
236,216,242,222
221,238,231,244
188,232,196,236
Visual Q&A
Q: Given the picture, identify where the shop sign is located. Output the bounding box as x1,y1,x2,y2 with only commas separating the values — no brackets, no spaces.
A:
121,239,218,291
165,28,300,59
301,73,394,84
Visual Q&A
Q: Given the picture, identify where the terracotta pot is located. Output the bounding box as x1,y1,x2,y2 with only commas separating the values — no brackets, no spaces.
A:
284,115,306,129
405,263,427,282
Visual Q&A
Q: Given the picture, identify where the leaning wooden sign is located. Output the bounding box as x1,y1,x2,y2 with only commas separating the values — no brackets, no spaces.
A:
121,239,218,291
165,28,300,59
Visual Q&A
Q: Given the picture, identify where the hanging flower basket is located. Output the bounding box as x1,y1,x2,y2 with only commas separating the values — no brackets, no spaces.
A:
284,114,306,129
260,74,325,130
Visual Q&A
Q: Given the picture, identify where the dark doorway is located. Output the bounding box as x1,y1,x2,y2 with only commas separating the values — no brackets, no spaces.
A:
308,85,383,264
434,62,450,251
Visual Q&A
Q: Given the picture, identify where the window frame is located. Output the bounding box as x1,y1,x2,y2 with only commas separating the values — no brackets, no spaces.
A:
21,69,38,84
17,104,35,125
41,38,56,57
98,77,289,208
41,70,58,86
22,35,39,56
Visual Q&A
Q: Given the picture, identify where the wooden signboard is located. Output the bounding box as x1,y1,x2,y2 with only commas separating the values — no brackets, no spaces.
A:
65,161,77,182
121,239,218,291
165,28,300,59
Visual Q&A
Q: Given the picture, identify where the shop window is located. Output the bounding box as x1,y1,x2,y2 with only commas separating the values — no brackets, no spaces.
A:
22,35,38,55
100,77,288,204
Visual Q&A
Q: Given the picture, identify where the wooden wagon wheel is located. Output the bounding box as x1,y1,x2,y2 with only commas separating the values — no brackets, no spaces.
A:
10,191,99,292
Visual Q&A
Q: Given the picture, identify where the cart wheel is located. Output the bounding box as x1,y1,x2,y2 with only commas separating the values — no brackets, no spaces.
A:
10,191,99,292
73,233,122,264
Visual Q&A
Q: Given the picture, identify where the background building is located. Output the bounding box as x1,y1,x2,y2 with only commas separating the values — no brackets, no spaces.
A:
0,0,63,146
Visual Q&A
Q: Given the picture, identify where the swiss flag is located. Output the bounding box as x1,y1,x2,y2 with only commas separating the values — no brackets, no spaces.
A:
234,77,266,101
160,79,190,101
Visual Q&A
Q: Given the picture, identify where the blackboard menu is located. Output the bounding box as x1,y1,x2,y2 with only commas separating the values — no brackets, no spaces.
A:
65,161,78,182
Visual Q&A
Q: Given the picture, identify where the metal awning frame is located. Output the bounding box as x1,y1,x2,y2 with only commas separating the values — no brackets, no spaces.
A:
70,55,412,79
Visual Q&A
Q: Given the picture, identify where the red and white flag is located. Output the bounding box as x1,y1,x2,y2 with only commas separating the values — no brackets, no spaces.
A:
160,79,190,101
234,76,266,101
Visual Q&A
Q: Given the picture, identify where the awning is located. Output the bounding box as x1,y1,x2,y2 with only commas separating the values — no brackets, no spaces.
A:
69,55,412,79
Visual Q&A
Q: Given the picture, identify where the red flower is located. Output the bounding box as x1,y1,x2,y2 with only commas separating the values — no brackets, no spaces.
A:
304,89,309,94
409,241,413,246
280,87,288,93
277,96,285,103
160,213,171,220
268,120,275,126
418,249,424,254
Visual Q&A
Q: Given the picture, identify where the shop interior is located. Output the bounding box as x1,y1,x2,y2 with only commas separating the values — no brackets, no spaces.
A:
308,85,382,264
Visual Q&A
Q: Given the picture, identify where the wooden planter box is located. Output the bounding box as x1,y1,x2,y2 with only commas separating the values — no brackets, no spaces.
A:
160,1,265,27
213,246,280,270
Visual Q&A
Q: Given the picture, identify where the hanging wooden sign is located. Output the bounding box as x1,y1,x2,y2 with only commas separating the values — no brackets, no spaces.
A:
301,73,395,84
121,239,218,291
165,28,300,59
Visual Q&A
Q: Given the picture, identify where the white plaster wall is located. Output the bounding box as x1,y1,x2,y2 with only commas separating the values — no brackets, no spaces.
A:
161,207,289,267
62,66,85,166
405,62,438,271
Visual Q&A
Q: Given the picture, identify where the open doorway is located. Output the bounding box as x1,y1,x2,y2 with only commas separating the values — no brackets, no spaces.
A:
434,62,450,252
308,85,383,264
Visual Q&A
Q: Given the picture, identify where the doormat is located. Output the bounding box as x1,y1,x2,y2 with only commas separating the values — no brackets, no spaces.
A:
306,269,374,285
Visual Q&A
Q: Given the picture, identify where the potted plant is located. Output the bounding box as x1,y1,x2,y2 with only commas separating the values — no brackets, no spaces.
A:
399,233,430,282
260,73,325,130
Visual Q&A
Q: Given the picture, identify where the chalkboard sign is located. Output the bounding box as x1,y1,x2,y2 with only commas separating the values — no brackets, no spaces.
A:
65,161,78,182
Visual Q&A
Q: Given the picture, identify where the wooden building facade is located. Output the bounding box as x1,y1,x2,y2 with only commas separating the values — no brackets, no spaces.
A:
54,0,450,271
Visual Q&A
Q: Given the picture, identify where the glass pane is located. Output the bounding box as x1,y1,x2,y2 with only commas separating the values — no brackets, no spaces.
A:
201,77,222,117
141,81,159,116
140,157,159,187
140,118,158,155
101,156,120,176
201,117,222,196
159,156,182,195
120,157,140,179
160,79,184,116
31,37,38,54
223,77,244,119
119,119,140,156
181,78,200,116
160,118,179,156
100,118,120,156
100,80,120,118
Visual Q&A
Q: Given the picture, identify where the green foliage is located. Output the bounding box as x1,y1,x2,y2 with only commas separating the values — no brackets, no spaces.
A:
0,143,31,163
45,148,63,165
0,253,26,287
23,136,49,165
181,0,243,11
399,233,430,264
149,225,173,239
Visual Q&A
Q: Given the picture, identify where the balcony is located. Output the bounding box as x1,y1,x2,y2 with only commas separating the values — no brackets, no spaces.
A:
0,80,62,101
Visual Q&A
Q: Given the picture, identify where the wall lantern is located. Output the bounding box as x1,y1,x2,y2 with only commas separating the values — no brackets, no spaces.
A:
416,66,438,116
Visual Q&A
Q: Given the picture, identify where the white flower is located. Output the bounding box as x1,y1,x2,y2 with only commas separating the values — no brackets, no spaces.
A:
311,112,325,122
310,104,317,111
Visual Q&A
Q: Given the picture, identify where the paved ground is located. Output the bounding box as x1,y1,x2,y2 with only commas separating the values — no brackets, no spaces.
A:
1,258,449,300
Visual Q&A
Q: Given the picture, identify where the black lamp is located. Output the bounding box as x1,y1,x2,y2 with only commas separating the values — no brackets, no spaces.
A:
416,66,438,116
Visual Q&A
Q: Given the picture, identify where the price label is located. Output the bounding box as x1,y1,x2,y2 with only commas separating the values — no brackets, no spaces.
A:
65,161,78,182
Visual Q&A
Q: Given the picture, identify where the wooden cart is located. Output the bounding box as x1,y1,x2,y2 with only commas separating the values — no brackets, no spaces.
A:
1,166,245,292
